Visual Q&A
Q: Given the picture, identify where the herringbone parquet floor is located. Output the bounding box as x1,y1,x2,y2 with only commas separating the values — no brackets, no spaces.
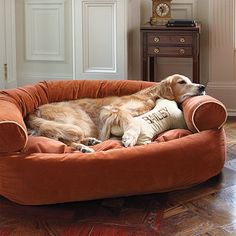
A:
0,118,235,236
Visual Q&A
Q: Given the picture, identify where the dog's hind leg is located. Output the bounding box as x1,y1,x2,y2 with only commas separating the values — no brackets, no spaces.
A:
40,123,97,153
27,115,98,153
38,120,85,142
27,114,85,142
81,137,102,146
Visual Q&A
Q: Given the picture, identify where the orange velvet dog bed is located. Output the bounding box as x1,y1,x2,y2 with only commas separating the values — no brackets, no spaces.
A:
0,80,227,205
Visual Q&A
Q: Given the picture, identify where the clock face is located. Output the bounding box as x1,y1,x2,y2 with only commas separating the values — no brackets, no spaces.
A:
156,3,170,17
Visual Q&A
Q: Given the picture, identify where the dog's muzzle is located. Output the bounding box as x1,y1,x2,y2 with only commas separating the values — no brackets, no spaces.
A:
198,85,205,93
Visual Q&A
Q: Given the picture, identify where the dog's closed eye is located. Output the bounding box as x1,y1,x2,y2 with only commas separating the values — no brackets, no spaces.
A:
178,80,187,84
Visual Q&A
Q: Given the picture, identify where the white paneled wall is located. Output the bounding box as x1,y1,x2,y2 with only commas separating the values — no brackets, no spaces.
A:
141,0,196,25
9,0,236,114
206,0,236,114
140,0,209,84
171,0,196,19
140,0,198,81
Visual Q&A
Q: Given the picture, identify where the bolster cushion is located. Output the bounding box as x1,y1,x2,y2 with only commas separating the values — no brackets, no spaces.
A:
182,95,227,132
0,100,28,153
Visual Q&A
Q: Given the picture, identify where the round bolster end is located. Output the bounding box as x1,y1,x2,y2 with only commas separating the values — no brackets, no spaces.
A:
0,122,28,153
182,95,227,132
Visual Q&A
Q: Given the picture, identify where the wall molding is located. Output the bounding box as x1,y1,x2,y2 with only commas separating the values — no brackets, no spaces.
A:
228,110,236,117
207,81,236,89
25,0,65,61
208,0,235,115
141,0,196,24
172,0,196,19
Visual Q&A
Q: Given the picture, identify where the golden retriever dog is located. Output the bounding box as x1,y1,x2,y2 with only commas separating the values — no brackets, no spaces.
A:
26,74,205,153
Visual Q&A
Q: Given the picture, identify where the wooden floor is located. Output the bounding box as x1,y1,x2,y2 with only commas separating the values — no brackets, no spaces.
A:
0,118,236,236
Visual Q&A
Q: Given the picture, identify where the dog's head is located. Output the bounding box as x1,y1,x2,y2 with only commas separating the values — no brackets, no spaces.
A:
159,74,205,103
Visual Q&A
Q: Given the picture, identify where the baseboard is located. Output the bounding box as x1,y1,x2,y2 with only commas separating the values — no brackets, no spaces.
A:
206,81,236,115
227,110,236,117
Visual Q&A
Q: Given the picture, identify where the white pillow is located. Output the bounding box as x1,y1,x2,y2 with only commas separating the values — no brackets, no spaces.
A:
111,98,187,145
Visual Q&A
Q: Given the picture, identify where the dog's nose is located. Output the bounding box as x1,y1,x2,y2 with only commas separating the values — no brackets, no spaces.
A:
198,85,205,93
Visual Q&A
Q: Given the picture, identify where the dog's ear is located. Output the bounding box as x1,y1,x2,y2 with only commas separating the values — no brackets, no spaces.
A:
159,79,175,100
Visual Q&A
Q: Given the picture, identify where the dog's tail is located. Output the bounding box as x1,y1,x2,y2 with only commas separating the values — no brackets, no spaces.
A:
99,105,138,141
26,113,84,142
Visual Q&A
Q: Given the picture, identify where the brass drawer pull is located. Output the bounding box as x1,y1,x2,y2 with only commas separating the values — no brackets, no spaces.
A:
180,37,185,43
179,48,185,54
154,37,160,43
154,48,160,54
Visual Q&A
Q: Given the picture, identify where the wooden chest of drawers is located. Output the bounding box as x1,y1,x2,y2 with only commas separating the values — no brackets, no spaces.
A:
141,23,201,83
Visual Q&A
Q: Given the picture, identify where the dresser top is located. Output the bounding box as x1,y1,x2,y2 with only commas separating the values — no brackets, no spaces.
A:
141,22,201,32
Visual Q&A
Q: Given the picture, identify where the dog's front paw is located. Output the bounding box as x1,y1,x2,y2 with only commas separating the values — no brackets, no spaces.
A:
122,133,137,147
73,143,95,153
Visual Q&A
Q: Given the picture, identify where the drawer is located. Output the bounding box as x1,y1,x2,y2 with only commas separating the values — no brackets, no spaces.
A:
147,34,193,45
148,46,192,57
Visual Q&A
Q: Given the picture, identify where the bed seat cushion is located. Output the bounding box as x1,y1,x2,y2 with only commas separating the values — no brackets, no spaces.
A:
24,128,191,154
154,129,192,143
0,128,225,205
23,136,74,154
23,136,124,154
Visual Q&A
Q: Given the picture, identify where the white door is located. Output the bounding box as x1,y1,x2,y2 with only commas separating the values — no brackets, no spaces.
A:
15,0,129,86
74,0,127,80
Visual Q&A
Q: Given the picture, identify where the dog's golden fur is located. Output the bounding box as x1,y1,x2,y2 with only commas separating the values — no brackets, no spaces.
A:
27,74,205,152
